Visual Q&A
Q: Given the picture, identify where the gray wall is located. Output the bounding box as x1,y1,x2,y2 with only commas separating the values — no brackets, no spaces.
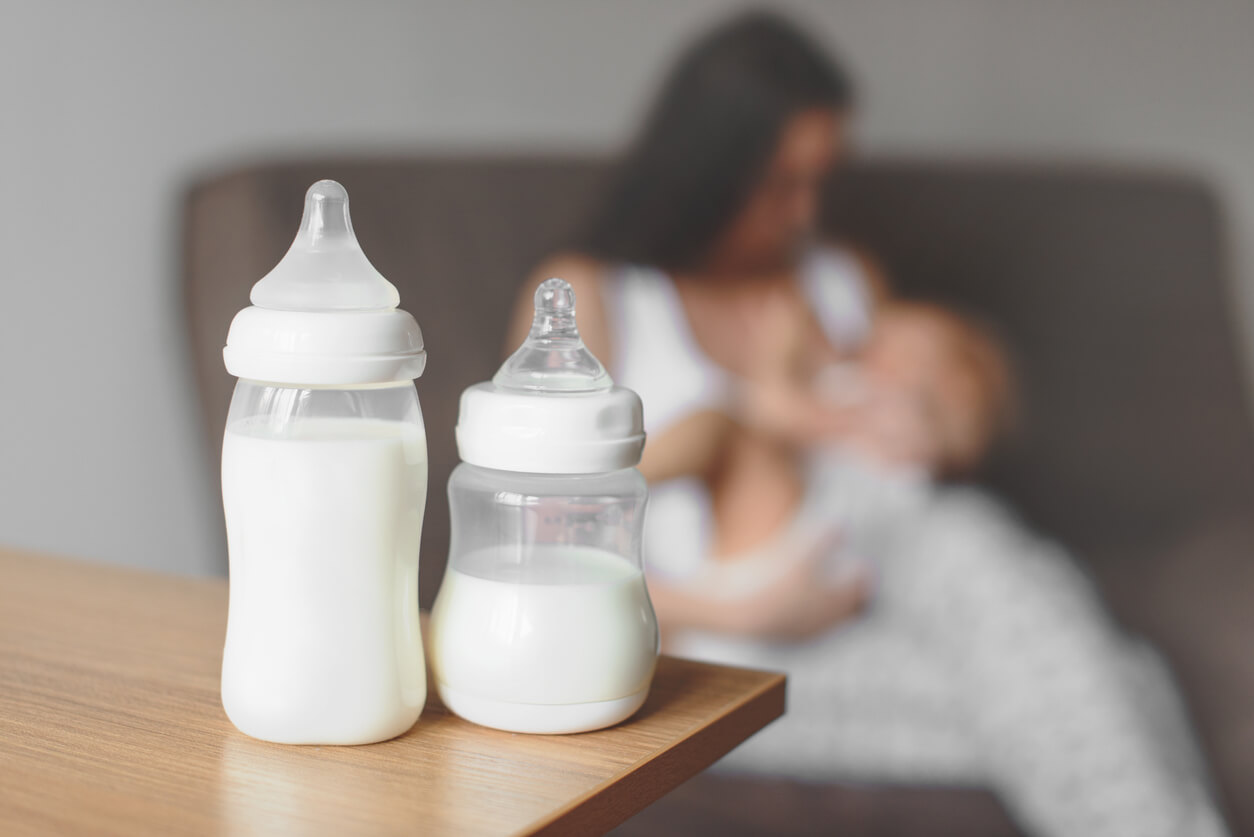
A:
3,0,1253,575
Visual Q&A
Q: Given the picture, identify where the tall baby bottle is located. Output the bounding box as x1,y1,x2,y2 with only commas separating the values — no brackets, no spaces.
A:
219,181,429,745
429,278,658,734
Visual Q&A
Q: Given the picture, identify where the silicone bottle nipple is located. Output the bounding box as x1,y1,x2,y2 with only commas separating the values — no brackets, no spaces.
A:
249,180,401,312
493,278,612,392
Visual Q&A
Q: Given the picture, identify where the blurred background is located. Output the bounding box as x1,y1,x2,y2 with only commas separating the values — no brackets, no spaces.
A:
5,2,1254,836
4,0,1254,576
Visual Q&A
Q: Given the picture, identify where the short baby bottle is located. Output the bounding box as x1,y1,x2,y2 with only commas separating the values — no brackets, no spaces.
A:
429,278,658,734
219,180,429,745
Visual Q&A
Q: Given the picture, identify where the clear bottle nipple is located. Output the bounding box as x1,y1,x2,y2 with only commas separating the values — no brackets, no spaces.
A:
249,180,401,312
493,278,613,392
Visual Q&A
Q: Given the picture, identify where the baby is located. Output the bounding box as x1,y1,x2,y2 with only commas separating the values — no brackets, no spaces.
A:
830,302,1014,478
697,300,1013,596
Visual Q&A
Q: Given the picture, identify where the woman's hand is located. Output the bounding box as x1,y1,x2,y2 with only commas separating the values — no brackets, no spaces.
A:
648,527,870,642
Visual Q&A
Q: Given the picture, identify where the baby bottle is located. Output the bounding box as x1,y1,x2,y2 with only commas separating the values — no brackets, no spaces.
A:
219,180,429,745
429,278,658,734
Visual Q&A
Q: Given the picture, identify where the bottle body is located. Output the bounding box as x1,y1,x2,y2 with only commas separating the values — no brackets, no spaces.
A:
429,463,658,734
220,379,428,744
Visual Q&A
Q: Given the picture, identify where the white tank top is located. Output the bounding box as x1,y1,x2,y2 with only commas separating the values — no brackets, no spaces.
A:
603,246,875,579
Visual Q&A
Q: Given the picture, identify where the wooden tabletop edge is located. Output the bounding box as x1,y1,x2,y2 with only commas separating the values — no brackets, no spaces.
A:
2,547,793,837
521,670,787,837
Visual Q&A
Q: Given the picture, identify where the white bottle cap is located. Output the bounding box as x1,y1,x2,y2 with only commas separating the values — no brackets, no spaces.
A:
222,180,426,386
456,278,645,474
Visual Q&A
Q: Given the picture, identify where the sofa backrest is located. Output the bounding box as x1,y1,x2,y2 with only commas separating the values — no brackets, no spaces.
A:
824,161,1254,557
185,156,1254,602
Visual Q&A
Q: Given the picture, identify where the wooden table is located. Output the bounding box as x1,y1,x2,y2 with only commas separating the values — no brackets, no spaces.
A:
0,549,785,836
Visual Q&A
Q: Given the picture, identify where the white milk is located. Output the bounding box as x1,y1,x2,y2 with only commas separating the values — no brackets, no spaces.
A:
428,545,658,732
221,416,428,745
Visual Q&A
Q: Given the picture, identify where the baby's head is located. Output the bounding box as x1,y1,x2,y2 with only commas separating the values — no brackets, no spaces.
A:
857,302,1013,478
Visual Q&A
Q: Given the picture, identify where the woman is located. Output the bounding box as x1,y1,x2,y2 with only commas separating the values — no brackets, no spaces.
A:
508,11,1226,837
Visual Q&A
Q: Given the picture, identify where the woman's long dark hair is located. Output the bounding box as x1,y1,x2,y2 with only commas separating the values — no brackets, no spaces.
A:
574,11,854,271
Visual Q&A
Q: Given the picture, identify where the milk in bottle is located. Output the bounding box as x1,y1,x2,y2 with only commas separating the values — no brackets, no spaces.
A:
429,278,658,734
220,181,429,745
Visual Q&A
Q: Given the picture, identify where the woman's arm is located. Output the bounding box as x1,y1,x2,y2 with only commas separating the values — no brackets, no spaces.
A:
638,409,734,484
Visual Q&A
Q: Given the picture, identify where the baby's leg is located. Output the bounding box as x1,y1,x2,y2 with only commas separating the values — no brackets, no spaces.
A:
711,616,984,783
891,491,1227,837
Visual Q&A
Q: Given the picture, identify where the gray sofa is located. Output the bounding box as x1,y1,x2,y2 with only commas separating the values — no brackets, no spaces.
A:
184,156,1254,835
